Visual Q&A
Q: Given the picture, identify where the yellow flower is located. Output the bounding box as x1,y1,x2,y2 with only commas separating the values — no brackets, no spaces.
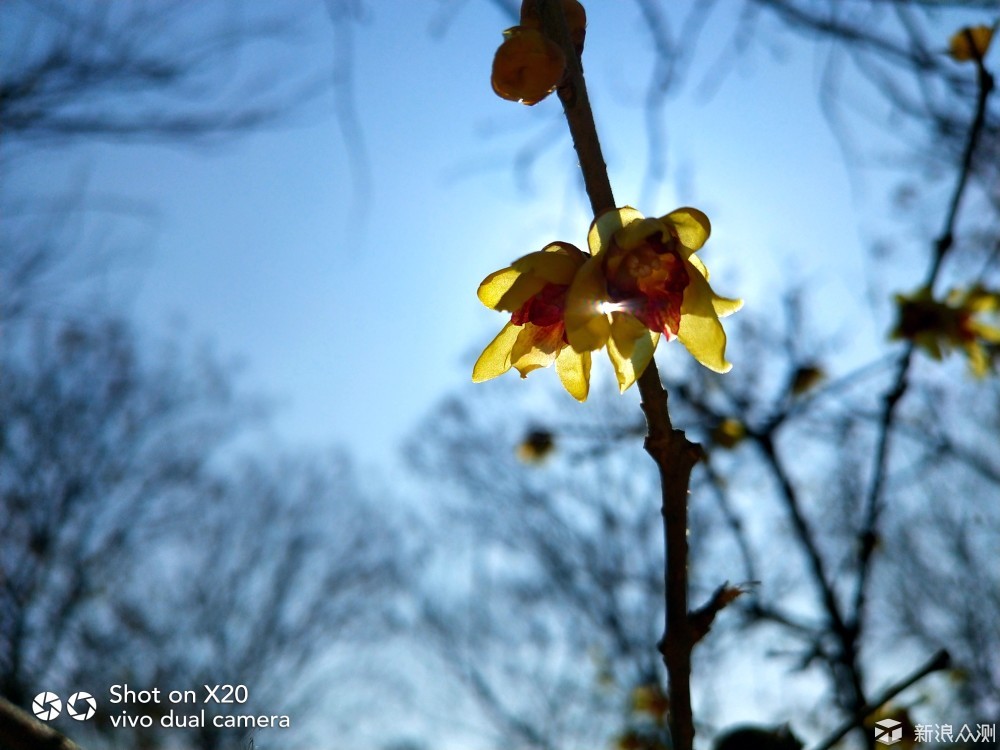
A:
948,24,995,63
892,285,1000,377
473,241,592,400
565,206,742,391
630,682,669,722
516,427,556,463
711,418,747,449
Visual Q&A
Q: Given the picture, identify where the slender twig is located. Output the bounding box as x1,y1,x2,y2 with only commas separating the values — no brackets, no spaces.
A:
534,1,613,214
852,39,995,671
926,42,994,287
533,2,699,748
757,434,844,640
809,649,951,750
756,432,867,718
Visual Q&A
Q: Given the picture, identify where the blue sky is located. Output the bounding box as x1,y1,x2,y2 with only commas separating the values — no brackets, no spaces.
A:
6,0,969,464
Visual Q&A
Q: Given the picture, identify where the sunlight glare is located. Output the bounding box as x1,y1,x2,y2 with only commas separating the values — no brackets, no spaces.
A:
597,300,624,314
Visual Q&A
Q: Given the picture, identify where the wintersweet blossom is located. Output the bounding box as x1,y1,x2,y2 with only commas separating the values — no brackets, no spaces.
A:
473,241,592,400
565,206,742,391
948,24,995,63
893,285,1000,377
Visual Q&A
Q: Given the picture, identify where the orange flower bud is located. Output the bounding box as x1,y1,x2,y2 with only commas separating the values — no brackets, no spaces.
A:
948,24,995,63
491,27,566,105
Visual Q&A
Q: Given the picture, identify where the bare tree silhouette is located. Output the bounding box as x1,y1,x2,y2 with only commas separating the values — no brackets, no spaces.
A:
0,3,407,748
1,0,324,148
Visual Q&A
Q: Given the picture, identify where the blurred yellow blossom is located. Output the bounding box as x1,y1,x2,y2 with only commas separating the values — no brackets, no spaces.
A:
892,285,1000,376
473,241,592,400
630,682,669,723
565,206,742,391
948,24,995,63
711,418,747,449
516,428,556,463
790,363,825,395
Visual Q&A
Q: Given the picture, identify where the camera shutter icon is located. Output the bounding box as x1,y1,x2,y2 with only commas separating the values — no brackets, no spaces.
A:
67,691,97,721
875,719,903,745
31,692,62,721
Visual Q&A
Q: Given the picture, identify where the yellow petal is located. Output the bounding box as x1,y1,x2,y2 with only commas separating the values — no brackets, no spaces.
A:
677,265,733,373
477,266,517,306
555,345,591,401
608,313,659,392
472,322,520,381
686,254,743,316
712,294,744,318
510,245,583,285
966,286,1000,313
971,320,1000,343
478,268,547,311
914,332,944,361
510,323,561,376
686,253,710,279
617,217,668,249
565,254,612,352
662,207,711,251
543,240,584,257
609,311,650,358
964,341,989,377
588,206,645,255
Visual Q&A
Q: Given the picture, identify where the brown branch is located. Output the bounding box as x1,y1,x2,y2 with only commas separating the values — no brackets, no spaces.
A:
0,695,86,750
534,1,613,215
645,377,701,750
533,3,700,748
809,649,951,750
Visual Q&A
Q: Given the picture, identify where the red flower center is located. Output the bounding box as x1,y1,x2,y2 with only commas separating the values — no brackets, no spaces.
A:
511,282,568,328
605,233,690,338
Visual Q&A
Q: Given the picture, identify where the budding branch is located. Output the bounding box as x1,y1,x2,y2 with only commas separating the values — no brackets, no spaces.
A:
533,2,700,748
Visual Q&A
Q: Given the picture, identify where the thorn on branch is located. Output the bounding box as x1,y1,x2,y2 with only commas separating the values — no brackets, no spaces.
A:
689,581,754,646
